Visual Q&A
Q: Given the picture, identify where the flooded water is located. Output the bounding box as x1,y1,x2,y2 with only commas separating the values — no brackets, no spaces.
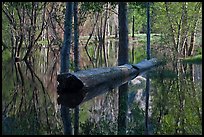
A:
2,39,202,135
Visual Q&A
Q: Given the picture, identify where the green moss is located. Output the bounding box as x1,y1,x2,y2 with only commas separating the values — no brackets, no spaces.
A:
182,54,202,64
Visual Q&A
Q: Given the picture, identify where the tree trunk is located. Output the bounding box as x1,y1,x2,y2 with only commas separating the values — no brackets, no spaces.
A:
84,12,99,68
132,16,135,38
57,58,159,108
118,2,129,135
23,2,37,60
60,2,73,135
188,31,195,56
180,2,188,57
131,45,135,63
114,5,118,38
145,3,151,134
187,3,201,56
146,2,151,60
164,2,177,51
144,75,150,135
102,3,108,67
74,2,79,72
73,2,79,135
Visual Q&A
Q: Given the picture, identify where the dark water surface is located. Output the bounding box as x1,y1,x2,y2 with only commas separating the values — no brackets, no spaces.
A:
2,40,202,135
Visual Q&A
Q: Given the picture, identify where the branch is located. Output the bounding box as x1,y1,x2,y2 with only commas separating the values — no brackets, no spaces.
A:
84,12,100,68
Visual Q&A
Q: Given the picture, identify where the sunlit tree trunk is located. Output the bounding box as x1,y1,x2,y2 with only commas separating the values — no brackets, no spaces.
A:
181,2,188,57
114,5,118,38
118,2,128,135
189,64,202,126
60,2,73,135
187,2,201,56
164,2,177,52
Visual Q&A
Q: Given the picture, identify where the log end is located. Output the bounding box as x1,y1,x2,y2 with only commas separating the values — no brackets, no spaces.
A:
57,73,86,108
57,73,84,94
57,91,86,108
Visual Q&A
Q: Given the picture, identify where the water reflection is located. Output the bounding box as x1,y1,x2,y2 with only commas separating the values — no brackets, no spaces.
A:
79,59,202,135
2,39,202,135
2,47,62,135
148,60,202,135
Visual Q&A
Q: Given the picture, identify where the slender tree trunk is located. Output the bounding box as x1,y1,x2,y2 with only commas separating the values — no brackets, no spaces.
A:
74,2,79,72
145,3,151,134
84,12,99,68
114,5,118,38
146,2,151,60
132,15,135,38
60,2,73,135
144,75,150,135
118,2,129,135
180,2,188,57
23,2,37,60
188,31,195,56
132,45,135,63
102,3,108,67
115,24,118,38
16,5,25,58
97,17,103,67
165,2,177,51
187,3,201,56
74,2,79,135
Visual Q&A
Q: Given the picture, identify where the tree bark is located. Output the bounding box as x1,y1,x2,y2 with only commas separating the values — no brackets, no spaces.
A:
187,3,201,56
60,2,73,135
164,2,177,51
118,2,129,135
57,58,159,108
181,2,188,57
132,16,135,38
146,2,151,60
102,3,108,67
114,5,118,38
74,2,79,135
84,12,99,68
74,2,79,72
144,75,150,135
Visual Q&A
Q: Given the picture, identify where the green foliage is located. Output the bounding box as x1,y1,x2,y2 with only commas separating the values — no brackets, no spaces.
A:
151,2,202,54
182,54,202,64
2,6,12,48
133,46,146,63
150,62,202,135
127,102,145,135
128,3,146,34
80,2,105,13
37,40,49,45
80,118,117,135
2,49,11,62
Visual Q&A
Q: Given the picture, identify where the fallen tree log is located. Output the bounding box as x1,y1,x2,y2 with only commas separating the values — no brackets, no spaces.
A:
57,58,159,108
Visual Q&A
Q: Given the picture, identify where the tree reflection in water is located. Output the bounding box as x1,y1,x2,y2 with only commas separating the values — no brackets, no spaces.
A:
2,47,62,135
2,45,202,135
79,59,202,135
